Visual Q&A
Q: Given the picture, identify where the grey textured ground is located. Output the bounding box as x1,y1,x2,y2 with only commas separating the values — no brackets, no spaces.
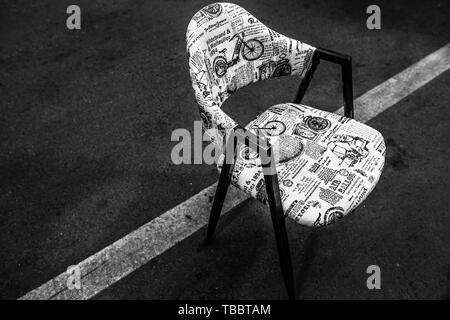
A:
0,0,449,299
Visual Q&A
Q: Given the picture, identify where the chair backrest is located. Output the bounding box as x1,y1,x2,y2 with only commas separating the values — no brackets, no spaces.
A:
186,2,316,142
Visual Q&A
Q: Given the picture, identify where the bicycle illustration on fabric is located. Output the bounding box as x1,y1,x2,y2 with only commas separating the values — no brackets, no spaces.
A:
213,32,264,77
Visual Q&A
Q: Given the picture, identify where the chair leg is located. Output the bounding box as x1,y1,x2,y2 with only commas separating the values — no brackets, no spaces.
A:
314,47,354,119
293,57,319,104
263,173,295,300
341,58,354,119
205,161,233,244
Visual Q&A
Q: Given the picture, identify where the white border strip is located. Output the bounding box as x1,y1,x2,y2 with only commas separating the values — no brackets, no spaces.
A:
20,42,450,300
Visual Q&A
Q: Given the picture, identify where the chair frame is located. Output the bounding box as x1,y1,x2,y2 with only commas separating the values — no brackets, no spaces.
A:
204,47,355,300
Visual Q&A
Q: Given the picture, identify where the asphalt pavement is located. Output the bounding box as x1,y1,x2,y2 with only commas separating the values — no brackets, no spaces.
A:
0,0,449,299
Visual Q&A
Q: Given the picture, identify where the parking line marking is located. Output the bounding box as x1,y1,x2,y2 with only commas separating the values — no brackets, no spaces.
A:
20,42,450,300
335,43,450,121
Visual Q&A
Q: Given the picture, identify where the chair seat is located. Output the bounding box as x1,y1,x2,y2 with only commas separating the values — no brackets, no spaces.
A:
217,103,386,227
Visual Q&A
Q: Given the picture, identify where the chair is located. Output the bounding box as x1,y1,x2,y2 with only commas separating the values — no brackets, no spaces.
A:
186,2,386,299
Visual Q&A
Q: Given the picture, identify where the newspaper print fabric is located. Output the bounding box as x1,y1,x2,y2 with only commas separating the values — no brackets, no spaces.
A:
186,2,316,144
217,103,386,227
186,3,386,227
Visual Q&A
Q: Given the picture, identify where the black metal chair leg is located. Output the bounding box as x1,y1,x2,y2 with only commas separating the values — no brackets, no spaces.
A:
262,149,295,300
305,48,354,119
205,132,238,244
341,58,354,119
293,56,319,104
205,161,233,244
264,174,295,300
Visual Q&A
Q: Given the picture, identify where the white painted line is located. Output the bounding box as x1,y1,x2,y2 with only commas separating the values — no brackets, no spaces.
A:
335,43,450,121
20,42,450,300
20,183,248,300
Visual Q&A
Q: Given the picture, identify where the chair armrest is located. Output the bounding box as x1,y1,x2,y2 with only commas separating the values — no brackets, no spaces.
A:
315,47,352,66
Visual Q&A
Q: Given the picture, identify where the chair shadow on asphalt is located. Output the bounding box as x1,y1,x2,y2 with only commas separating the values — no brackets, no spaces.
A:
294,229,320,299
196,198,253,253
194,198,270,298
196,197,323,299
